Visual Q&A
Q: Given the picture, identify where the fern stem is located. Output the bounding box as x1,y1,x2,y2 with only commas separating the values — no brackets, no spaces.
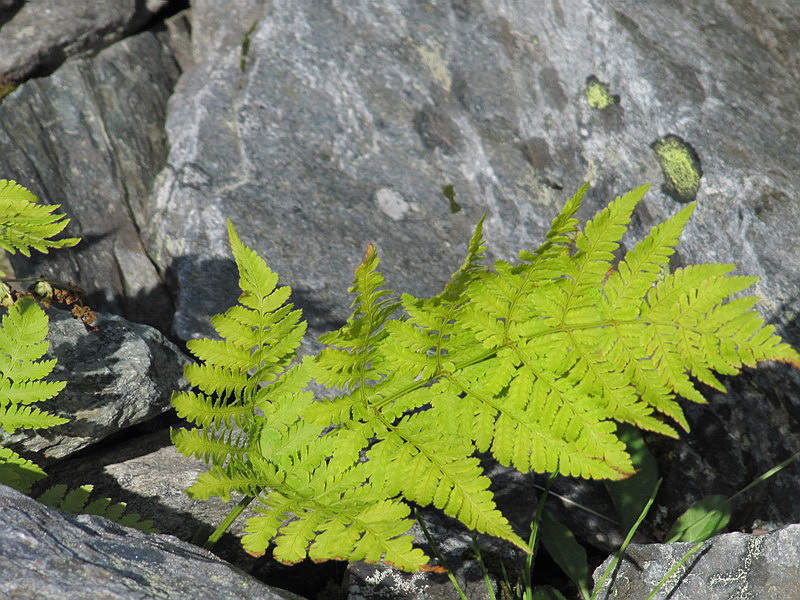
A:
203,493,257,550
524,472,557,600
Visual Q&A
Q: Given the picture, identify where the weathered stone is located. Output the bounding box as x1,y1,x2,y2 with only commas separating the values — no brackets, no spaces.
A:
0,0,172,82
0,2,800,597
0,307,190,463
42,427,253,542
0,483,305,600
142,0,800,543
0,22,185,333
40,426,348,599
592,525,800,599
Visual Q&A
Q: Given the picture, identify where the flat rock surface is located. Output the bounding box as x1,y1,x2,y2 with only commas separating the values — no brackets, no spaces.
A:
0,483,305,600
593,524,800,599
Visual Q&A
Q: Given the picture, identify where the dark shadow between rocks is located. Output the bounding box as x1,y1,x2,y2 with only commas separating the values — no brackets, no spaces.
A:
0,0,23,30
39,419,347,599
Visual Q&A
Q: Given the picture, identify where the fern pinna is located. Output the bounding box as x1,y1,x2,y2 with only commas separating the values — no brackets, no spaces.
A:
171,184,800,571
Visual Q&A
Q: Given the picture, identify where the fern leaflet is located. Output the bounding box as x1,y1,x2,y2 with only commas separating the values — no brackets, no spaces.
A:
0,179,79,258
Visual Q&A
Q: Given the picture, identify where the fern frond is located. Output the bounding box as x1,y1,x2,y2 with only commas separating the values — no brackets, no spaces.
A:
175,183,800,572
242,457,428,570
369,425,525,548
36,483,157,533
0,297,68,435
0,402,67,433
311,243,527,549
0,180,80,256
314,245,399,391
605,202,695,315
563,186,645,312
171,425,249,466
171,219,307,453
171,390,249,429
186,462,264,502
382,217,488,381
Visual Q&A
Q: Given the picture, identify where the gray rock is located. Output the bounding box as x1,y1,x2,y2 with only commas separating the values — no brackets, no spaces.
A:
42,427,257,543
0,2,800,596
0,20,185,333
142,0,800,542
346,511,501,600
0,0,171,82
592,525,800,599
144,1,800,345
39,426,344,599
0,483,305,600
0,307,190,463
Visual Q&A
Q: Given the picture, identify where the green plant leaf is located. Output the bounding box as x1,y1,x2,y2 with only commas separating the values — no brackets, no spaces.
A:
605,424,659,532
0,179,80,256
540,509,591,599
665,494,731,542
0,446,46,493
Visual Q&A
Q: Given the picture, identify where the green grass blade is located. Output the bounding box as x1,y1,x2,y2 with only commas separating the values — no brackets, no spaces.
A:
591,479,662,600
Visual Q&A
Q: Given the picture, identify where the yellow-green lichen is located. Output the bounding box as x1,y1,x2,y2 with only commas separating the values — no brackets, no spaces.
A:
585,75,617,110
442,184,461,213
651,134,702,203
0,83,17,103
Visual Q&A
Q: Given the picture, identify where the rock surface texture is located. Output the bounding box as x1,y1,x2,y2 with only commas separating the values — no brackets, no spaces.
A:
0,483,304,600
0,307,190,463
0,0,172,82
593,524,800,599
0,10,188,333
0,1,799,599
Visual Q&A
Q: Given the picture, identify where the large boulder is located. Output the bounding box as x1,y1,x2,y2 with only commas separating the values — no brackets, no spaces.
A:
143,0,800,534
0,12,189,333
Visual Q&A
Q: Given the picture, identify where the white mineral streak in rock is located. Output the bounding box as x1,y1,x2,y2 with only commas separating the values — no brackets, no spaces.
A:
374,187,409,221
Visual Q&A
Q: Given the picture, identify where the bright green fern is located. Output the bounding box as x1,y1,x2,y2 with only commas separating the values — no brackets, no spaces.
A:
37,483,156,532
172,183,800,571
0,179,79,258
0,179,154,533
0,179,77,491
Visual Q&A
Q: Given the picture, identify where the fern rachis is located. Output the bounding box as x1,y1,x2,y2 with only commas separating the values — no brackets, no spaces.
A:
172,184,800,571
